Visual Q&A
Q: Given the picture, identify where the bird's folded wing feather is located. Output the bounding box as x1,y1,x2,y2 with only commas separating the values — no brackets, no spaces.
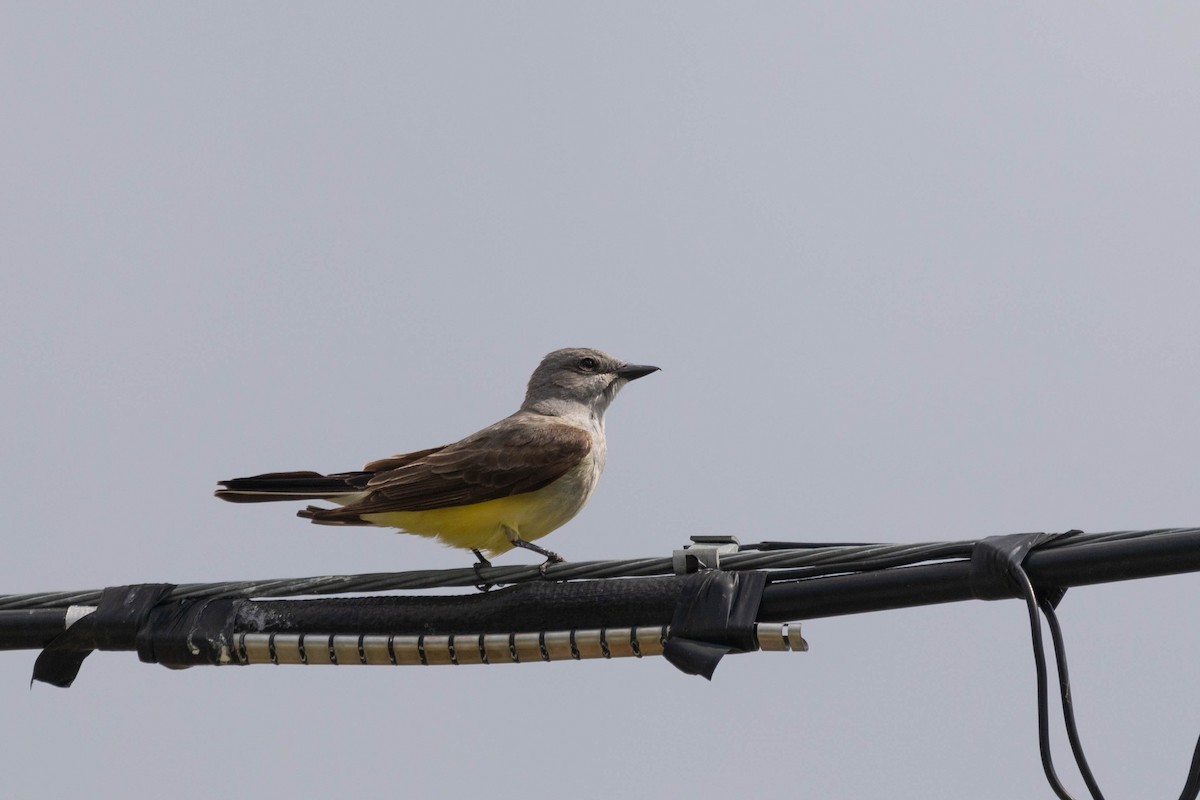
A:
361,446,445,473
339,417,593,514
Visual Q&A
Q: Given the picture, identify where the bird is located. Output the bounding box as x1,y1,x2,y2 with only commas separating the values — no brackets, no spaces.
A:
214,347,658,566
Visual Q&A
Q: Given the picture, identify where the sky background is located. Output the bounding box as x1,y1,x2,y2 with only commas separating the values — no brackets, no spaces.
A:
3,4,1200,798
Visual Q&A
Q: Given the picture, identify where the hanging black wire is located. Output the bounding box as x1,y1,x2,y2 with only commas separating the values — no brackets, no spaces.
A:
1014,567,1077,800
1040,598,1105,799
1015,564,1200,800
1177,730,1200,800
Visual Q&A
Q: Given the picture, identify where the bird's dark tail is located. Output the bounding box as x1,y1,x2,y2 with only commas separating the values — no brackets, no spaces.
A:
214,470,371,503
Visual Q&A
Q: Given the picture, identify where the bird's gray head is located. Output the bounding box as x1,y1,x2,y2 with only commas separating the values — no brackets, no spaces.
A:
521,347,659,420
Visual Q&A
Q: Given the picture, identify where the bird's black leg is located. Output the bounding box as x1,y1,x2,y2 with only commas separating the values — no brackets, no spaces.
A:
502,525,565,574
512,539,565,574
472,549,493,593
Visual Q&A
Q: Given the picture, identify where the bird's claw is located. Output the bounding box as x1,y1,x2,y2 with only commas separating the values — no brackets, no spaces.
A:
538,552,565,576
473,549,494,592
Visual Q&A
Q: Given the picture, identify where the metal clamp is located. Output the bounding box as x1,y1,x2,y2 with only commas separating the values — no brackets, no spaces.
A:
672,535,741,575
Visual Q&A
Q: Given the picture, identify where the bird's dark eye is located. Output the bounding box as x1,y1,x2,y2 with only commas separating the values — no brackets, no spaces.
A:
578,356,598,371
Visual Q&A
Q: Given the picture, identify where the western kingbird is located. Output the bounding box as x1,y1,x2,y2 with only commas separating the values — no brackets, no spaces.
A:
215,347,658,565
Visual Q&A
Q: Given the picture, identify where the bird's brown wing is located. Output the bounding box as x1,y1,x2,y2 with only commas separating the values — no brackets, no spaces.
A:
361,446,446,473
311,416,592,520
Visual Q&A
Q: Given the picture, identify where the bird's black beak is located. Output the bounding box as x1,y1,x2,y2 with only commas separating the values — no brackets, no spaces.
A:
616,363,660,381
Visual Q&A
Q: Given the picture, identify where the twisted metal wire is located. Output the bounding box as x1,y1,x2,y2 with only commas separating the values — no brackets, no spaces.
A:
1,527,1194,611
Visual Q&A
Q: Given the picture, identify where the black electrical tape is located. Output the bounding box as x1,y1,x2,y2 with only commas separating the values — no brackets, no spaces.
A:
32,583,176,688
663,571,767,680
137,598,240,669
970,531,1072,605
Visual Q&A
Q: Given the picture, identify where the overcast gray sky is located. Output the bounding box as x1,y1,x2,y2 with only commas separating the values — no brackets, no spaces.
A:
3,4,1200,798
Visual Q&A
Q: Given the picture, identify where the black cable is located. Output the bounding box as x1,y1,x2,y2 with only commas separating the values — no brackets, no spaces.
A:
1040,598,1105,799
2,528,1196,612
1019,570,1200,800
761,542,973,583
1013,567,1078,800
742,541,883,550
7,526,1200,799
1177,733,1200,800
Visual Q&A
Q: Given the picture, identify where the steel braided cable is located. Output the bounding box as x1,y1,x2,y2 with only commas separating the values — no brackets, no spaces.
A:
1,528,1196,611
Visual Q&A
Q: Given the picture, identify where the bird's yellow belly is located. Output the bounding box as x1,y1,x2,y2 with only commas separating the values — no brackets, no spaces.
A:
361,462,597,556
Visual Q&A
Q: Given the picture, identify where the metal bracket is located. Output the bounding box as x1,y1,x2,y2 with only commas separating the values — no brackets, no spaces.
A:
672,535,741,575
